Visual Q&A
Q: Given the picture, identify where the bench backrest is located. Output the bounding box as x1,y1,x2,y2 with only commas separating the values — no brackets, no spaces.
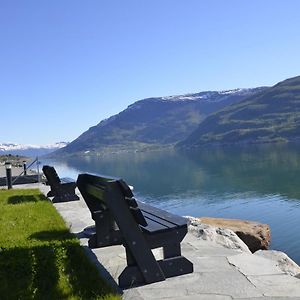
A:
42,165,61,186
77,173,147,227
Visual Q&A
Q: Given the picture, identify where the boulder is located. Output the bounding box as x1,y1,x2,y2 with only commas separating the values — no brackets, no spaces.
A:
198,217,271,253
187,216,251,253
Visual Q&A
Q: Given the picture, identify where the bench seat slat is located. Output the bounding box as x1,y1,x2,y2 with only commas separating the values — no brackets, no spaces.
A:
137,201,187,227
141,217,170,233
141,211,181,232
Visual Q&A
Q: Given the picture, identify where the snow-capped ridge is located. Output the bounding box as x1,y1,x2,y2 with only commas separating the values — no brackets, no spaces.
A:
0,142,68,151
160,88,258,102
114,87,266,116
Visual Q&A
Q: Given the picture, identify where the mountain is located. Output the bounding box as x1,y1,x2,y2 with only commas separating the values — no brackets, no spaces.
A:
177,76,300,148
56,88,265,155
0,142,68,157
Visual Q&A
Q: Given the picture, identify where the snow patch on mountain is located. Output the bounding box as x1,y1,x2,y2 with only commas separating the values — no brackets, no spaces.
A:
160,88,259,102
161,94,206,101
0,142,68,151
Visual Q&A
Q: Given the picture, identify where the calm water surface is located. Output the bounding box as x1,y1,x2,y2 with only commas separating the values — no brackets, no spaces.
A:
42,144,300,264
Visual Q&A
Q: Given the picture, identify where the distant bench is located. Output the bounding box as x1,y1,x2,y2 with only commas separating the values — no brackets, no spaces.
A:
77,173,193,288
42,165,79,202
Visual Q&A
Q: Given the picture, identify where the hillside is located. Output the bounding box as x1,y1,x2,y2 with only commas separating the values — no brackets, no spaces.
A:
56,88,264,155
177,76,300,148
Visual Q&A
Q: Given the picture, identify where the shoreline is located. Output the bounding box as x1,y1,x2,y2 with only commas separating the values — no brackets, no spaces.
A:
187,216,300,277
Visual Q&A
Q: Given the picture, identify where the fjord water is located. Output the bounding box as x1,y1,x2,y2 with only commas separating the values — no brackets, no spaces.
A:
43,144,300,264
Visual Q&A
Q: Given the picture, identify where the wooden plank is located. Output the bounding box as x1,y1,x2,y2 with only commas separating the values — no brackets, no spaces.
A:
142,211,178,229
137,201,187,226
85,183,106,199
141,217,170,233
77,175,108,212
117,179,134,197
126,197,138,208
129,207,147,226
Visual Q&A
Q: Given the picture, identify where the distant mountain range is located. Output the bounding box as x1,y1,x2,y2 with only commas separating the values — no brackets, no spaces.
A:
178,76,300,148
0,142,68,157
55,88,265,155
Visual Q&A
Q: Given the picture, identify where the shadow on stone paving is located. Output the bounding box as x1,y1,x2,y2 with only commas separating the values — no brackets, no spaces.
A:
73,229,89,239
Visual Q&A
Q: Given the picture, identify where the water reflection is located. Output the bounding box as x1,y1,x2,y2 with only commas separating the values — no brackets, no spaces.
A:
181,144,300,200
43,143,300,200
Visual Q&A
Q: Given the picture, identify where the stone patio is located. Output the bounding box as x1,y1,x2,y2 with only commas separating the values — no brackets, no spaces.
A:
14,183,300,299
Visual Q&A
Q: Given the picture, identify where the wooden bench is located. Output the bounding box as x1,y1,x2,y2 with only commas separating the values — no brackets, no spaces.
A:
77,173,193,288
42,165,79,202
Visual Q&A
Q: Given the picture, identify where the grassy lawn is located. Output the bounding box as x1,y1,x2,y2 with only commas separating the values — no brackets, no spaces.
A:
0,188,120,300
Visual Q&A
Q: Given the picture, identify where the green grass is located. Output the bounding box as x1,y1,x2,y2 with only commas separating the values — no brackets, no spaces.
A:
0,189,120,300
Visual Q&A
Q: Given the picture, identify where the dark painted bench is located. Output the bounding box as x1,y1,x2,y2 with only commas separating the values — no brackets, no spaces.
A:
42,165,79,202
77,173,193,288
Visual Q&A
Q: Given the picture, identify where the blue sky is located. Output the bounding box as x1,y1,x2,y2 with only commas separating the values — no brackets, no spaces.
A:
1,1,300,145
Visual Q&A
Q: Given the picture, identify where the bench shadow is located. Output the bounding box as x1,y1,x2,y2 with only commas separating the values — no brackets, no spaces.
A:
70,229,123,293
7,194,47,204
30,229,75,242
74,230,87,239
65,244,123,296
81,244,122,293
0,246,65,299
30,229,123,296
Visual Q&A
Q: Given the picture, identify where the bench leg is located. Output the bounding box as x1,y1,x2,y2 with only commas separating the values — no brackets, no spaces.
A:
119,245,165,288
119,265,144,288
162,243,193,278
119,264,165,288
47,191,54,197
163,243,181,259
119,242,193,288
125,247,135,266
88,231,122,248
88,212,123,248
119,256,193,288
158,256,193,278
52,193,79,203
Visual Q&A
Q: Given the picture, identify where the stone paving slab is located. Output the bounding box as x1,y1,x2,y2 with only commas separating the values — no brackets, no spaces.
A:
239,298,300,300
228,253,284,276
11,183,300,299
133,270,263,299
248,274,300,297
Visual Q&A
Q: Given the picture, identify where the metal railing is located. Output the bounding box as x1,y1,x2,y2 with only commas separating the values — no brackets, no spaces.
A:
12,157,41,184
